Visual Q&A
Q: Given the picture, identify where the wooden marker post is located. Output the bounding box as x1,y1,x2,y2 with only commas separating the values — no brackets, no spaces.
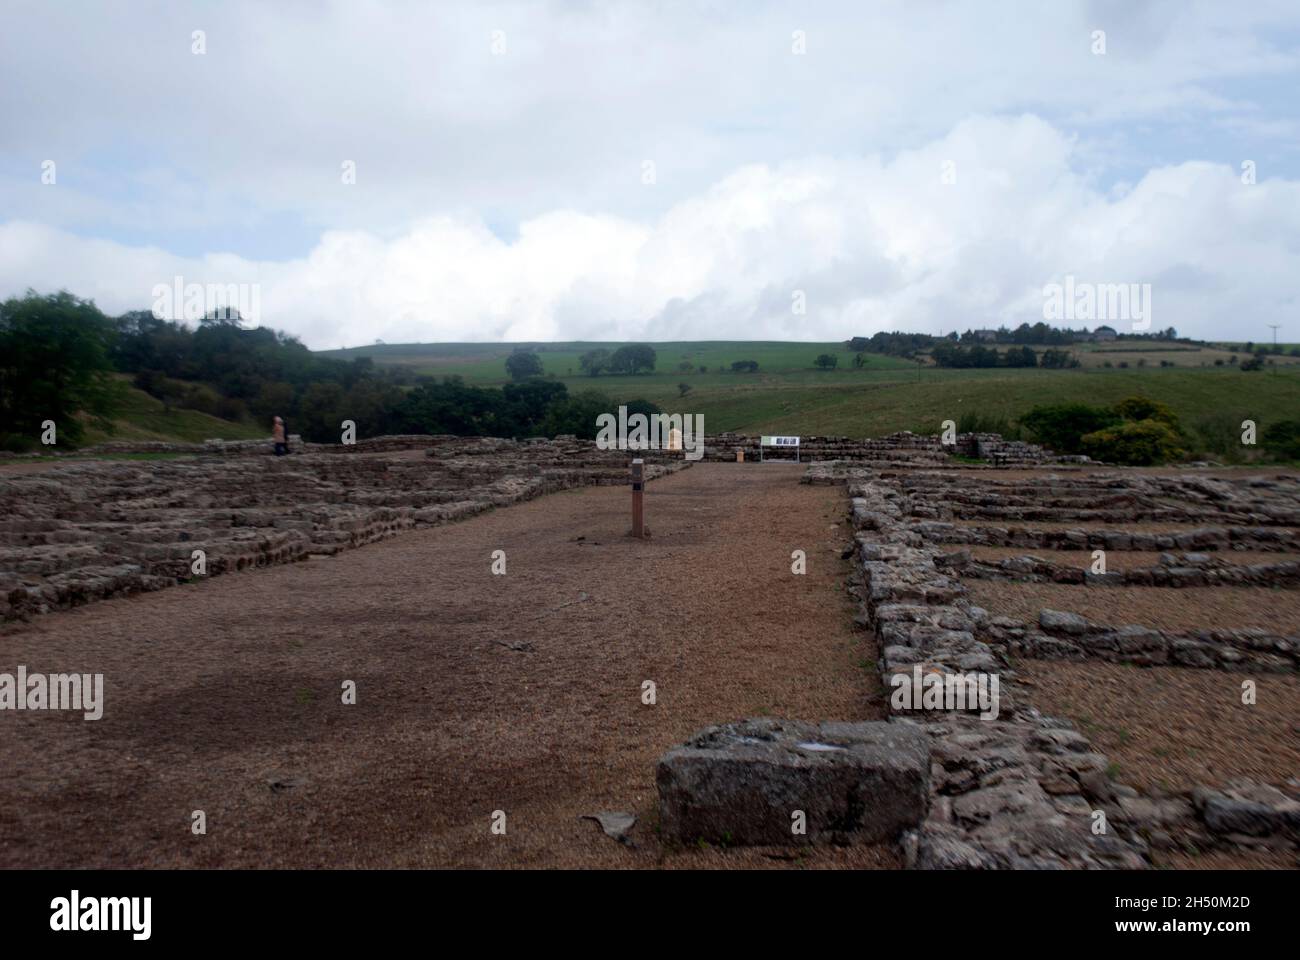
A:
630,458,645,538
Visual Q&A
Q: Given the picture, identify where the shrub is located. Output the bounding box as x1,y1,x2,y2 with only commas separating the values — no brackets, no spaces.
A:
1262,421,1300,461
1081,419,1185,465
1019,403,1119,454
1113,395,1178,427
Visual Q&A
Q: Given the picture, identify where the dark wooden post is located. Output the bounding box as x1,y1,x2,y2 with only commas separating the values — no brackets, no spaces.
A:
630,458,644,538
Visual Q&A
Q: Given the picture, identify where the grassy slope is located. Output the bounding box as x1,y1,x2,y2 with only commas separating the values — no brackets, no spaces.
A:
79,384,267,446
325,341,1300,439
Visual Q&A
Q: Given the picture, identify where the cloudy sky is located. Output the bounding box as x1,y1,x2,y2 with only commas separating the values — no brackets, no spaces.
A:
2,0,1298,348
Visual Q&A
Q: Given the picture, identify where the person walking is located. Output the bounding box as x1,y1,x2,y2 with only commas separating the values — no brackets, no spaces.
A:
272,416,288,456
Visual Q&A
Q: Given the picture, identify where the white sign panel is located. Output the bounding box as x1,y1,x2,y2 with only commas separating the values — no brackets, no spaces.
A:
761,436,800,447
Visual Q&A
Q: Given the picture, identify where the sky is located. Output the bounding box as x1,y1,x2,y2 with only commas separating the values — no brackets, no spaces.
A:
1,0,1298,348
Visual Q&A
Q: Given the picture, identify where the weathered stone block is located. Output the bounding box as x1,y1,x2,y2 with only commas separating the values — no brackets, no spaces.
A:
656,719,929,846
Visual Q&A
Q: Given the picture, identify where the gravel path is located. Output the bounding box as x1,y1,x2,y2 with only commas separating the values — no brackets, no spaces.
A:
0,463,889,869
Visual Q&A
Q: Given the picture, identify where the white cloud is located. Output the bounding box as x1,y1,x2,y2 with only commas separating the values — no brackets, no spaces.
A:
4,114,1296,347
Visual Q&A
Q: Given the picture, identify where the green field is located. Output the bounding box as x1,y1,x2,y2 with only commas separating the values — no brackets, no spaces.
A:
79,382,267,446
322,340,1300,442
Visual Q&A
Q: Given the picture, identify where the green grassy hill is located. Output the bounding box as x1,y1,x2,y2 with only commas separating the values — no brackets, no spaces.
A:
321,340,1300,443
79,383,267,446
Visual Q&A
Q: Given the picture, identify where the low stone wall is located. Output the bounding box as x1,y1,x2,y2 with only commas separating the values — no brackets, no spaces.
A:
942,549,1300,588
958,432,1089,467
845,463,1300,865
917,522,1300,552
978,609,1299,672
842,469,1149,868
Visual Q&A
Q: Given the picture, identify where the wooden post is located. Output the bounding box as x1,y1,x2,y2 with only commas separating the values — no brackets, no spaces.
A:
630,458,644,538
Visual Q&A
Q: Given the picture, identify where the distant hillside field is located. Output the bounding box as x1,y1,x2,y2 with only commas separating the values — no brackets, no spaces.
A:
319,340,913,382
319,340,1300,440
79,382,268,446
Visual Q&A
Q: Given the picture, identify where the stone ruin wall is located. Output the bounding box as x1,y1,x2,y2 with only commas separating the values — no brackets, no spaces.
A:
0,436,687,622
799,462,1300,868
4,429,1076,467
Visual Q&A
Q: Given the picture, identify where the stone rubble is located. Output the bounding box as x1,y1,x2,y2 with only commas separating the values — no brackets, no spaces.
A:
836,460,1300,867
656,718,930,846
0,437,687,620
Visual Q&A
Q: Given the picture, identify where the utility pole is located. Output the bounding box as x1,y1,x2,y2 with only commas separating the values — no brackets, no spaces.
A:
1268,324,1281,375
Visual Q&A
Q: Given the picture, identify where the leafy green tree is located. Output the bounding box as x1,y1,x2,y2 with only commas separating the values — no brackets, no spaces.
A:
579,348,611,376
298,381,346,442
609,344,657,374
1020,403,1120,454
814,353,838,370
504,350,544,380
0,290,123,449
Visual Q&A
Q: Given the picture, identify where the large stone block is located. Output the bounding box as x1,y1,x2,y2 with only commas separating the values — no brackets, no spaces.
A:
656,718,929,846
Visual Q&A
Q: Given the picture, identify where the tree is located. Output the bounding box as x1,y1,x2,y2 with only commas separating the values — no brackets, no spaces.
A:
1020,403,1120,455
814,353,838,370
730,360,758,373
852,353,866,369
505,350,544,381
677,382,692,398
0,290,123,449
579,349,611,376
1002,346,1037,368
1039,348,1078,369
608,344,657,374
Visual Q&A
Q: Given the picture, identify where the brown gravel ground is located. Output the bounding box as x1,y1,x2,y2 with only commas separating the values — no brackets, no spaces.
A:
1016,660,1300,795
0,463,893,869
965,580,1300,632
965,546,1300,570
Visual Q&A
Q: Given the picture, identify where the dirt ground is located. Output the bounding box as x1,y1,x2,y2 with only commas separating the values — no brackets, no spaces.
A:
0,463,893,869
966,580,1300,632
1017,660,1300,794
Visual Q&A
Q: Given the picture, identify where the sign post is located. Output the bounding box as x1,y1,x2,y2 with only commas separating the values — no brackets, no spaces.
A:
759,436,800,463
630,458,645,538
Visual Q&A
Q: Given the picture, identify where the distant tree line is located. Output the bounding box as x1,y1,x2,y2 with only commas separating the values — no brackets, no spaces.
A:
0,290,658,450
930,342,1079,369
575,345,657,377
848,324,1191,361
